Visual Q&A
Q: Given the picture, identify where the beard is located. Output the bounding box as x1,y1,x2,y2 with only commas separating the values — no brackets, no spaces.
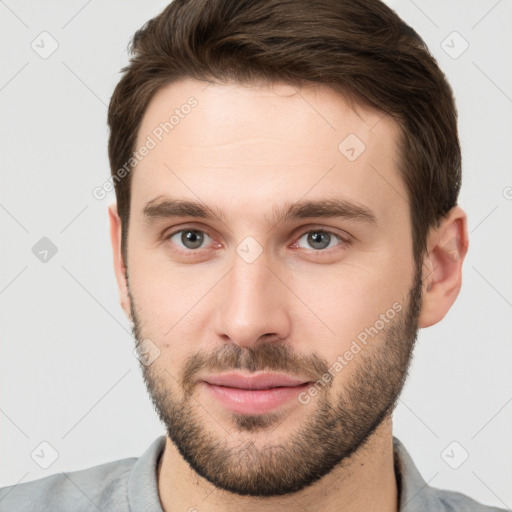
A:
129,263,423,497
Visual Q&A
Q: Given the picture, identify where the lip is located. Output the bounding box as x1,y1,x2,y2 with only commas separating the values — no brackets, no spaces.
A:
203,372,310,389
201,372,312,415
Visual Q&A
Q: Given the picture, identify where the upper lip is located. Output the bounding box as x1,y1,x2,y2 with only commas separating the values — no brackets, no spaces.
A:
202,372,311,390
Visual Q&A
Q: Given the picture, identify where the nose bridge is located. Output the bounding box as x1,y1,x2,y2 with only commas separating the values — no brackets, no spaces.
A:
214,245,290,347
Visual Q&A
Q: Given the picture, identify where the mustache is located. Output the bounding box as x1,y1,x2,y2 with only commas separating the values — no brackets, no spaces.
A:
181,341,330,397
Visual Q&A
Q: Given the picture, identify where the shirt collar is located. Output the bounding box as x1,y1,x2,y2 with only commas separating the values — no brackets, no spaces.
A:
128,435,441,512
128,436,166,512
393,436,442,511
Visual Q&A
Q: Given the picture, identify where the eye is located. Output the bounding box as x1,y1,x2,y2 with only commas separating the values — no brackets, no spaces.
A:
164,226,349,254
294,229,348,251
167,228,212,250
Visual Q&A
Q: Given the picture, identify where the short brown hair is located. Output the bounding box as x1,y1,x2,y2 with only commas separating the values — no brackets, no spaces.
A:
108,0,461,269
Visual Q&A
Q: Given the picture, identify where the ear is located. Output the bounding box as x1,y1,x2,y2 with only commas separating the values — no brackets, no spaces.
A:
108,203,132,321
418,205,469,328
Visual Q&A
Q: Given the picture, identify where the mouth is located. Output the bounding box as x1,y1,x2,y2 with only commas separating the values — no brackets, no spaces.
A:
201,372,313,415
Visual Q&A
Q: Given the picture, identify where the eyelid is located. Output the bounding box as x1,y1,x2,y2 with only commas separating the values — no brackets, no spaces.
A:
164,221,213,237
164,224,216,250
163,224,353,252
290,226,352,251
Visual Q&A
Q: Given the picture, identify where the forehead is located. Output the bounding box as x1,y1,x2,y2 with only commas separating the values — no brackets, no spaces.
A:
131,78,407,228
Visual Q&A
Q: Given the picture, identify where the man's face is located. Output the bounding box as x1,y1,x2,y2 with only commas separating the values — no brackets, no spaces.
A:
125,79,423,496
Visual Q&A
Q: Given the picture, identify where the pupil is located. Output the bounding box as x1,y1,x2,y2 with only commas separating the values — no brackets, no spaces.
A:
309,231,329,250
183,230,203,249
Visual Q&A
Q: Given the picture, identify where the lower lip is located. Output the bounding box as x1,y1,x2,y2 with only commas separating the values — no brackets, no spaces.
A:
203,382,311,415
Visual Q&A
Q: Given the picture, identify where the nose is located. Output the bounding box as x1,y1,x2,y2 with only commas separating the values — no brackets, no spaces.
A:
213,249,292,348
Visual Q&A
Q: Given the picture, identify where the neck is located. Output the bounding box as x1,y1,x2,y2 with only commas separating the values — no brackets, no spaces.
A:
157,417,399,512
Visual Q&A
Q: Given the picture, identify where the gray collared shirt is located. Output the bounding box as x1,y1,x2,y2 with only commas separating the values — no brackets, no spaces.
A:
0,436,507,511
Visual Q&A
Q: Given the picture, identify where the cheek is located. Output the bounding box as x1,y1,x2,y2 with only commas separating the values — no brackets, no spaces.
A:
287,257,413,360
130,272,195,381
128,252,222,353
128,245,172,325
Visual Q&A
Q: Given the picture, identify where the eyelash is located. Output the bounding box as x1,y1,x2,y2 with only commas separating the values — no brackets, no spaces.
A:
164,226,352,254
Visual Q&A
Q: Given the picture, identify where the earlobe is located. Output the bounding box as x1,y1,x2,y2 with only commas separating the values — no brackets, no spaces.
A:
108,203,132,321
418,206,469,328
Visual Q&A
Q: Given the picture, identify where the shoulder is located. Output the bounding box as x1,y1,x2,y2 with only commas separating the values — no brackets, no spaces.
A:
392,437,507,512
431,487,508,512
0,456,136,512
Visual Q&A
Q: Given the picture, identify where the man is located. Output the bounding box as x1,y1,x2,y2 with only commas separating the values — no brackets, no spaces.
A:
0,0,506,511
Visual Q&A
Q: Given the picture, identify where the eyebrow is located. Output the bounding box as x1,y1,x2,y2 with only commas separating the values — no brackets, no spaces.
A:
143,196,378,227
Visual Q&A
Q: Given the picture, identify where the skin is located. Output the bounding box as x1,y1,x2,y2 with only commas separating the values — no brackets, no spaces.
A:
109,78,468,512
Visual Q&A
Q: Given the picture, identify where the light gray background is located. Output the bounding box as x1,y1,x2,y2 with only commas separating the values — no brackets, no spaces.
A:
1,0,511,508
